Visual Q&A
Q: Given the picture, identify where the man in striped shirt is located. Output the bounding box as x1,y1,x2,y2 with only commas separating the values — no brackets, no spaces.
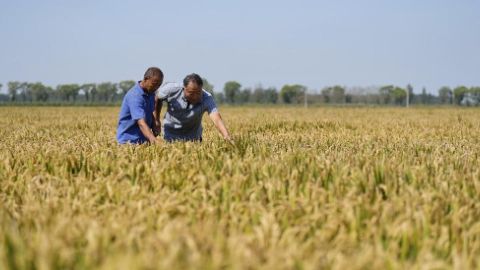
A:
154,73,232,143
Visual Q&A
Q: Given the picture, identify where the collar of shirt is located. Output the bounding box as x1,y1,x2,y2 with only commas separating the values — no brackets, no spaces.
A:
135,81,153,97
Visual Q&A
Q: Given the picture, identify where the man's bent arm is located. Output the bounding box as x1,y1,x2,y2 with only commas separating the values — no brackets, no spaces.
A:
209,112,232,142
137,118,158,143
154,94,163,121
153,95,163,136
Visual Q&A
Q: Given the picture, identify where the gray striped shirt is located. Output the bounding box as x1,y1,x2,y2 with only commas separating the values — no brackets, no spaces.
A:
157,82,219,142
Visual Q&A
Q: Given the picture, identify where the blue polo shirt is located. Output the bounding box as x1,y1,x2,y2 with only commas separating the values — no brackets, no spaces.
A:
116,82,155,144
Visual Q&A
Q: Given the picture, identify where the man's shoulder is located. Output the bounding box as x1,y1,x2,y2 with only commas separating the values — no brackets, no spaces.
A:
202,90,217,102
202,89,213,97
157,82,182,99
160,82,183,93
125,85,143,99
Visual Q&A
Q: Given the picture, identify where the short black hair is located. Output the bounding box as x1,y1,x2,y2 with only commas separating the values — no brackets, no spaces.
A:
144,67,164,79
183,73,203,87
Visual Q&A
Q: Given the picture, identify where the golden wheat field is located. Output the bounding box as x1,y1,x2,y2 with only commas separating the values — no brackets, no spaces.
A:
1,106,480,270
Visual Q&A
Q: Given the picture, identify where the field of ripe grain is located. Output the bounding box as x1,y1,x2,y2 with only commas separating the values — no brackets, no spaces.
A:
1,107,480,270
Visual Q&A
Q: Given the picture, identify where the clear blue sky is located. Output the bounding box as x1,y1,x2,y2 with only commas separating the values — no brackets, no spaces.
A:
1,0,479,94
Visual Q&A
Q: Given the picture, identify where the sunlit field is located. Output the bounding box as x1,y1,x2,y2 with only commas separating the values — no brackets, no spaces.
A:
1,106,480,270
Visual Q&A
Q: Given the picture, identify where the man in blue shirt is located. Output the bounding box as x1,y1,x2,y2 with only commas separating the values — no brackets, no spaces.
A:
116,67,164,144
154,73,232,143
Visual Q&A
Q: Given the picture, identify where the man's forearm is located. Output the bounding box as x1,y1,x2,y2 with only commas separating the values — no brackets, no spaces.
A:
209,113,232,141
154,96,163,120
217,121,231,139
214,117,231,140
152,98,163,137
138,119,157,143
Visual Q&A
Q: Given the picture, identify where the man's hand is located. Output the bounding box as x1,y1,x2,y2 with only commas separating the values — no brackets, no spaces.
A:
209,112,233,143
224,135,234,144
137,118,159,144
153,119,161,137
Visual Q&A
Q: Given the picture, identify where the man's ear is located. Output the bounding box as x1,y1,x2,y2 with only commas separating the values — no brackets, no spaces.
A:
143,76,149,81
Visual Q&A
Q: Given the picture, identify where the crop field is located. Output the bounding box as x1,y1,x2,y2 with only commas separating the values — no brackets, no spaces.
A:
1,106,480,270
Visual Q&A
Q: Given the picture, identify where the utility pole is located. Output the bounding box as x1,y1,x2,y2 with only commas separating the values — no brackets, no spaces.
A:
406,84,413,108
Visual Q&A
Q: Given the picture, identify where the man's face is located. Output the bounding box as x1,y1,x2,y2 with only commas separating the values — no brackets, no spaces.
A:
184,82,202,105
143,75,163,94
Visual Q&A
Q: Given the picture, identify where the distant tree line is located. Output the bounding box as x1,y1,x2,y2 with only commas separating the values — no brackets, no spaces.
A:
0,81,136,103
1,80,479,106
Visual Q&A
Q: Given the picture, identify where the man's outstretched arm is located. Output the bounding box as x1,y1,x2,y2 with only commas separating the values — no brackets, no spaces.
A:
209,112,233,142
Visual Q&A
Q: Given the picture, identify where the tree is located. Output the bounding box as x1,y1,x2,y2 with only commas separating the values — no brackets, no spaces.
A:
202,78,216,100
264,87,278,104
19,82,32,102
0,84,7,102
81,84,96,102
471,87,480,104
55,84,80,102
30,82,51,102
421,87,427,104
8,81,21,102
321,87,331,103
438,87,453,104
392,87,407,105
251,84,265,103
321,86,345,104
345,93,353,103
118,80,136,97
280,84,307,104
68,84,80,102
250,84,277,104
453,86,469,105
215,92,225,104
427,93,436,104
379,85,394,105
97,82,118,102
202,78,214,94
223,81,241,104
331,86,345,103
56,85,70,101
0,93,8,102
236,88,251,104
90,85,98,102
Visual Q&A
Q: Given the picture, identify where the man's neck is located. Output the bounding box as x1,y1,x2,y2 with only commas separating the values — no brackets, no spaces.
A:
139,81,150,94
140,81,146,90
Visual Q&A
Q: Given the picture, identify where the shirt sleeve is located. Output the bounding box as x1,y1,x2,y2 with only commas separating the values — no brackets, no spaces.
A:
157,84,173,100
128,94,146,120
204,95,219,114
